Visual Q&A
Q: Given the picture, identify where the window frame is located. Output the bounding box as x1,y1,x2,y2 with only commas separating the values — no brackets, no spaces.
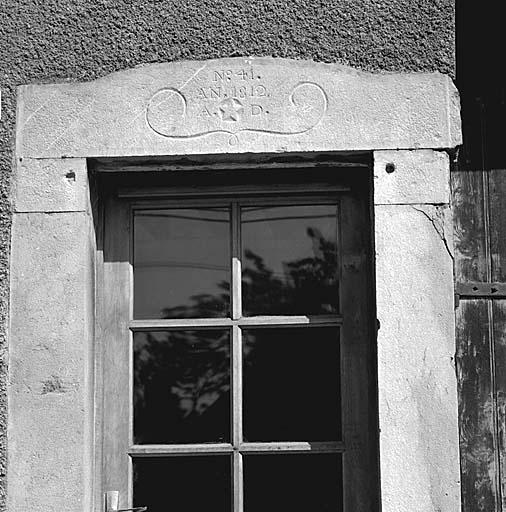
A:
96,167,379,512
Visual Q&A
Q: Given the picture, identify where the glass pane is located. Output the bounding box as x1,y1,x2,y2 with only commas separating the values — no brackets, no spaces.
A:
134,208,230,319
241,204,339,316
244,454,343,512
134,456,231,512
134,330,230,444
243,327,340,441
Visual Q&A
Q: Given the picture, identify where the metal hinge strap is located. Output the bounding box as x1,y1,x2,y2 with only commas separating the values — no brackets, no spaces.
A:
455,282,506,306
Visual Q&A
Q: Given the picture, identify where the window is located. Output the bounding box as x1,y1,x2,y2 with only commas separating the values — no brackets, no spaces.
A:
98,166,378,512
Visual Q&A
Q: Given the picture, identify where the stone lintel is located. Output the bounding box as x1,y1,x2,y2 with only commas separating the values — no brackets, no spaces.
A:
16,57,461,159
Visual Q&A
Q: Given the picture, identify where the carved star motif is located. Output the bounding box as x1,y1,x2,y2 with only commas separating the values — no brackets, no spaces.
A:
218,98,243,122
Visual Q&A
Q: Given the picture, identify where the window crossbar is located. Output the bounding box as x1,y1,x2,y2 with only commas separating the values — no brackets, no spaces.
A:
129,315,343,330
128,442,345,457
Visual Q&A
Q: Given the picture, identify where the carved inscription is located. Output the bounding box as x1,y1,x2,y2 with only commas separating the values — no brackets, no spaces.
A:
194,68,269,123
147,64,327,144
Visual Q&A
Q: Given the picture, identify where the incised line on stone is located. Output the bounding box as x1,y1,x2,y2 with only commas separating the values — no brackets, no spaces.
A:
145,65,328,145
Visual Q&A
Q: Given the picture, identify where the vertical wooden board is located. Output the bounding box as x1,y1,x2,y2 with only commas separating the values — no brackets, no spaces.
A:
488,169,506,282
340,186,378,511
93,187,105,511
456,299,499,511
452,169,488,282
100,195,132,507
492,299,506,511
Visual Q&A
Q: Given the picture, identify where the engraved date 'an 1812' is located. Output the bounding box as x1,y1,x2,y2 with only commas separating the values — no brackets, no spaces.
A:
146,66,328,145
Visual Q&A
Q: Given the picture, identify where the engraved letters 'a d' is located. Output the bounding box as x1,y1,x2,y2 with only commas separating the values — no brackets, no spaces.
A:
146,63,328,144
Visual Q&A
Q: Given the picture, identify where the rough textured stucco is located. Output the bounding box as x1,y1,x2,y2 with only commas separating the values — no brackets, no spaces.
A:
0,1,455,508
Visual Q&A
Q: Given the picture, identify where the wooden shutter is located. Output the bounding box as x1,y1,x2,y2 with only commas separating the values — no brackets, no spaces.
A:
453,165,506,511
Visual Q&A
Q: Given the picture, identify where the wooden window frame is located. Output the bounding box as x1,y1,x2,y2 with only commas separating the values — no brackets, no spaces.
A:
96,166,379,512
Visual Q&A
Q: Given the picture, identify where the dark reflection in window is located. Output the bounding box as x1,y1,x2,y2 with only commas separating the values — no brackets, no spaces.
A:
134,330,230,444
134,456,231,512
241,205,339,316
243,327,341,442
134,208,230,319
244,454,343,512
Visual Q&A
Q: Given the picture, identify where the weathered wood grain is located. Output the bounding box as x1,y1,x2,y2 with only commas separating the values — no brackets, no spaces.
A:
452,169,488,284
100,196,132,507
456,299,499,511
489,169,506,510
492,300,506,511
340,182,379,511
453,167,506,512
488,169,506,283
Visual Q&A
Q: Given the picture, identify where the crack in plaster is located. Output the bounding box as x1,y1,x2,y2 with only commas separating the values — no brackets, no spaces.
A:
411,205,454,261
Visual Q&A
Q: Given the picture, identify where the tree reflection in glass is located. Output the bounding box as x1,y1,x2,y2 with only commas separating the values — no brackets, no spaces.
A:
133,203,340,447
242,205,339,316
133,330,230,444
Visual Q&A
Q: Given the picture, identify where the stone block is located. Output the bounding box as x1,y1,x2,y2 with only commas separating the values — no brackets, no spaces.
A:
374,149,450,205
16,58,461,159
8,211,95,512
7,393,86,512
14,158,88,213
375,204,460,512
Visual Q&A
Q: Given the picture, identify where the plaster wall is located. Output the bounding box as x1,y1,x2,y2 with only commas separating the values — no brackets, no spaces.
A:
1,2,456,509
